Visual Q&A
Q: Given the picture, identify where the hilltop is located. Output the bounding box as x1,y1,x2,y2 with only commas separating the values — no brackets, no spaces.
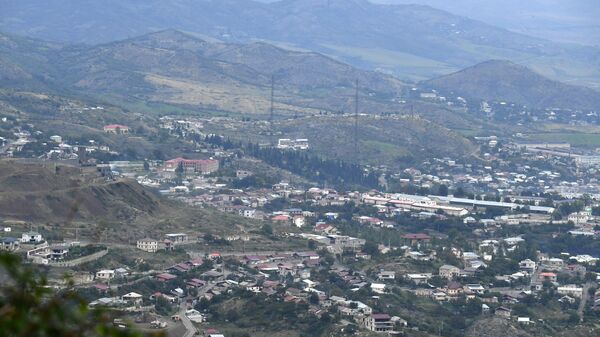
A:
0,160,162,223
424,60,600,111
0,160,256,242
1,0,599,86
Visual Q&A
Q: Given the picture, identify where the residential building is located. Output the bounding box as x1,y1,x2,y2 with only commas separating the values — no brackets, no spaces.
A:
518,259,536,272
378,271,396,281
406,273,431,285
360,313,393,332
446,281,463,297
165,233,189,244
96,270,115,280
557,285,584,298
21,231,43,244
137,238,159,253
541,258,565,271
539,272,557,283
567,212,590,225
103,124,129,134
439,264,461,279
122,292,143,306
1,237,20,251
239,208,256,218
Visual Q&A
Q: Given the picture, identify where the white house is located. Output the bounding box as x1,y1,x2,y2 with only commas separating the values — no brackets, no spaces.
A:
96,269,115,280
122,292,143,306
463,216,476,224
239,208,256,218
567,212,589,225
378,271,396,281
406,273,432,285
21,231,43,244
557,285,584,298
370,283,386,294
185,309,205,323
519,259,536,272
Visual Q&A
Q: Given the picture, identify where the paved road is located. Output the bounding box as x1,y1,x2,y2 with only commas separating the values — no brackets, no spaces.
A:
176,274,224,337
178,302,197,337
578,281,594,322
188,250,297,258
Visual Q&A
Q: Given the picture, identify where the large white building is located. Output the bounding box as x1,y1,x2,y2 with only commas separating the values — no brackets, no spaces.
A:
277,138,309,150
557,285,584,298
136,238,159,253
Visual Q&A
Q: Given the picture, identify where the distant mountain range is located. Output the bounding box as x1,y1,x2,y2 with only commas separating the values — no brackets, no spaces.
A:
2,29,599,116
424,60,600,111
0,30,407,116
1,0,599,87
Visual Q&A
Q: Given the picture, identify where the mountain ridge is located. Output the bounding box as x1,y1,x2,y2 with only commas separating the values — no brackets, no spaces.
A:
1,0,599,87
0,29,408,116
424,59,600,111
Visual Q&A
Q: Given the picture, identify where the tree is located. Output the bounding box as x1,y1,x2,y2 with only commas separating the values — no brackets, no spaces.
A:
261,223,273,236
175,161,185,184
438,184,449,196
0,252,160,337
362,240,379,257
154,296,173,316
175,162,184,177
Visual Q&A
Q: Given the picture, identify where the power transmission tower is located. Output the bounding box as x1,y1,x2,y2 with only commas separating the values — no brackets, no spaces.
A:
269,75,275,147
354,79,359,162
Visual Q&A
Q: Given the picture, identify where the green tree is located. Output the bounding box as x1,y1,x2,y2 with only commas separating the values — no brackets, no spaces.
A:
261,223,273,236
309,292,320,305
362,240,379,256
175,161,185,185
0,252,161,337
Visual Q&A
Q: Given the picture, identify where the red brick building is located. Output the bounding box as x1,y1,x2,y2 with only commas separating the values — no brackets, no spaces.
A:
164,157,219,174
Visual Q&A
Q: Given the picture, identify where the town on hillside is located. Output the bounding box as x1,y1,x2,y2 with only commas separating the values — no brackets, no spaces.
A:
1,110,600,337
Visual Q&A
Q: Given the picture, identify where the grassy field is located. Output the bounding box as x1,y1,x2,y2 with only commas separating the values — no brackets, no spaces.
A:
361,140,409,157
145,74,325,116
527,132,600,147
322,43,456,81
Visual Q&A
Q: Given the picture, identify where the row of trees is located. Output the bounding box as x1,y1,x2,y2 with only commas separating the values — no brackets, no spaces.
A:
204,135,380,189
